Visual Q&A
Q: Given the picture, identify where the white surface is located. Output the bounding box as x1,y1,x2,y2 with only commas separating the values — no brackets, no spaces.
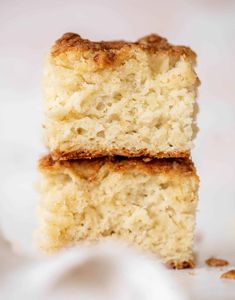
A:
0,0,235,299
0,237,187,300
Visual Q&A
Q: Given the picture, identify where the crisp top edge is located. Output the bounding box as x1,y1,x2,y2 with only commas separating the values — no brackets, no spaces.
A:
51,32,196,61
38,154,198,179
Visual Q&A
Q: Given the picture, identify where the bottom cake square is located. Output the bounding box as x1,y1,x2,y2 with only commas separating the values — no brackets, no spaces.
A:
37,156,199,269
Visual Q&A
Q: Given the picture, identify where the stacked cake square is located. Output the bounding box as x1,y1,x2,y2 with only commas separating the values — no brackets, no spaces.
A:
37,33,200,268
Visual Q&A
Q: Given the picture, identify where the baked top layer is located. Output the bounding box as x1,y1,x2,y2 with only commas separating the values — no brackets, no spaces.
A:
51,32,196,66
39,155,198,179
50,149,190,161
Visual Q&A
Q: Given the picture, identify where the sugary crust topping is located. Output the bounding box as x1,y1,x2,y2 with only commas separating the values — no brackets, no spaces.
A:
38,154,198,179
51,32,196,64
51,148,190,161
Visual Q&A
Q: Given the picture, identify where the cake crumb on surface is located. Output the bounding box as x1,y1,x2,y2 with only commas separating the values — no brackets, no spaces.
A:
188,271,196,276
220,270,235,280
205,257,229,267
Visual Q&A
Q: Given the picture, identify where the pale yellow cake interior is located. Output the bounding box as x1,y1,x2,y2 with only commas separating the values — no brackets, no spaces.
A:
43,47,199,158
37,158,199,267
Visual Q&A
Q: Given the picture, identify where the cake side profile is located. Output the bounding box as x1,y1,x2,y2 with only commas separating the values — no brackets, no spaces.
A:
37,155,199,269
43,33,200,160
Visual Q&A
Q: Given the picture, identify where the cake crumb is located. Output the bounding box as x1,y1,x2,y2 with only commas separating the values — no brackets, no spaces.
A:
142,158,152,162
220,270,235,280
205,257,229,267
188,271,195,276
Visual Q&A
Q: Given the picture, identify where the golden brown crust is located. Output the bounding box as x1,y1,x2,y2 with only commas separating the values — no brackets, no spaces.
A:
51,32,196,65
39,154,55,169
38,154,198,180
51,148,191,161
220,270,235,280
168,259,195,269
205,257,229,267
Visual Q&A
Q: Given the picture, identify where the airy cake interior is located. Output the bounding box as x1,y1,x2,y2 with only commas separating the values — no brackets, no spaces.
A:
43,34,199,159
37,157,199,268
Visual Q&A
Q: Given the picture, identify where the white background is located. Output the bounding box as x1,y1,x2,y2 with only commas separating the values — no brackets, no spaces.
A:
0,0,235,299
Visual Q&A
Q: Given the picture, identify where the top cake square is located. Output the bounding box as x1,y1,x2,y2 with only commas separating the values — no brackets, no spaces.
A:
43,33,199,160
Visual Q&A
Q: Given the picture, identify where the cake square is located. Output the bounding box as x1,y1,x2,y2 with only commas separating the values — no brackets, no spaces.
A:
43,33,199,160
37,155,199,269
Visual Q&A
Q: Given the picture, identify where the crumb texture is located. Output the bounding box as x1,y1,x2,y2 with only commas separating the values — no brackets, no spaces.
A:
37,157,199,268
43,33,199,159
